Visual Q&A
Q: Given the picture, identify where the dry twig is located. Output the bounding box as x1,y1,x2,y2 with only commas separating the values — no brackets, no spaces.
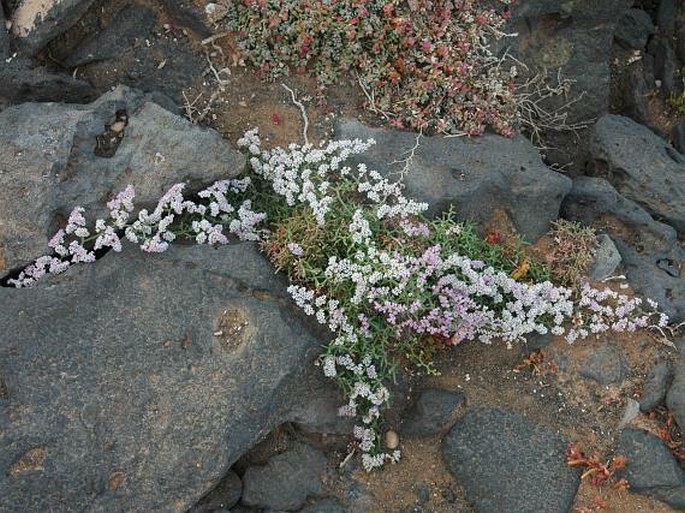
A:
356,73,393,121
281,83,310,146
389,130,422,181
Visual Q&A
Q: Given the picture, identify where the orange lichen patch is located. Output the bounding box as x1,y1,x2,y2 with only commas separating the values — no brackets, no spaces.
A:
7,447,47,476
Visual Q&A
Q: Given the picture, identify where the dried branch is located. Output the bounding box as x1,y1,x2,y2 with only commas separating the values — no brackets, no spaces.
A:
281,83,310,146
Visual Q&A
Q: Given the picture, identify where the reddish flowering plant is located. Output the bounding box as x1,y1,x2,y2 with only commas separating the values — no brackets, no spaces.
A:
222,0,518,136
486,230,504,245
566,444,629,488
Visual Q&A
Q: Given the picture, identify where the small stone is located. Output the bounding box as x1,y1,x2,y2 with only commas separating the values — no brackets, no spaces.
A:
578,343,629,385
589,234,621,281
241,442,327,511
416,483,430,505
640,362,673,412
618,398,640,429
614,9,655,50
401,388,465,438
110,120,126,133
385,430,400,450
617,428,685,509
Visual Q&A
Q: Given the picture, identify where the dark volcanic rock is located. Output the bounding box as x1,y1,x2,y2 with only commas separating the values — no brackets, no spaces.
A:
189,470,242,512
0,4,8,57
45,0,206,105
401,388,465,438
647,37,679,95
657,0,679,41
615,8,655,50
10,0,96,56
63,3,157,68
588,234,622,282
640,362,672,413
241,442,327,511
677,6,685,65
286,366,354,436
0,85,244,273
0,242,325,511
442,408,579,513
335,119,571,241
299,498,346,513
588,115,685,236
578,343,629,385
617,428,685,509
492,0,633,170
561,176,685,322
673,122,685,155
667,348,685,432
0,57,97,107
158,0,212,39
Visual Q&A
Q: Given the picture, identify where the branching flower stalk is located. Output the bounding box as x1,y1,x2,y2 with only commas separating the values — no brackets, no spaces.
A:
7,179,265,287
7,129,671,471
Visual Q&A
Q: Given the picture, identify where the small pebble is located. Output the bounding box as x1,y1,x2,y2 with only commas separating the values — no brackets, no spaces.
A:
385,430,399,450
110,121,126,133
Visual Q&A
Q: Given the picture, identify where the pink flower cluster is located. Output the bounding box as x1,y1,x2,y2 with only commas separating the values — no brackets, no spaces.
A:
8,178,266,287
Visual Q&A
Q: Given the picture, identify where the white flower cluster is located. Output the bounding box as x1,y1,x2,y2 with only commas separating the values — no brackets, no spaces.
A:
349,209,373,245
8,177,266,287
566,284,669,343
260,131,673,472
241,131,370,220
361,449,401,472
355,163,428,220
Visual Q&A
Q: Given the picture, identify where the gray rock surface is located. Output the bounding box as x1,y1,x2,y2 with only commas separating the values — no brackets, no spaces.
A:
63,3,157,67
0,5,8,58
666,348,685,432
43,0,207,105
401,388,465,438
493,0,633,170
0,85,244,272
578,343,629,385
241,442,327,511
615,9,655,50
617,62,653,127
640,362,672,413
561,176,685,322
0,242,325,512
286,367,355,436
617,428,685,509
189,470,242,512
442,408,579,513
648,37,679,95
588,115,685,236
0,57,96,107
158,0,212,39
657,0,680,41
677,5,685,65
673,122,685,155
10,0,96,56
299,498,346,513
335,119,571,241
588,234,622,282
